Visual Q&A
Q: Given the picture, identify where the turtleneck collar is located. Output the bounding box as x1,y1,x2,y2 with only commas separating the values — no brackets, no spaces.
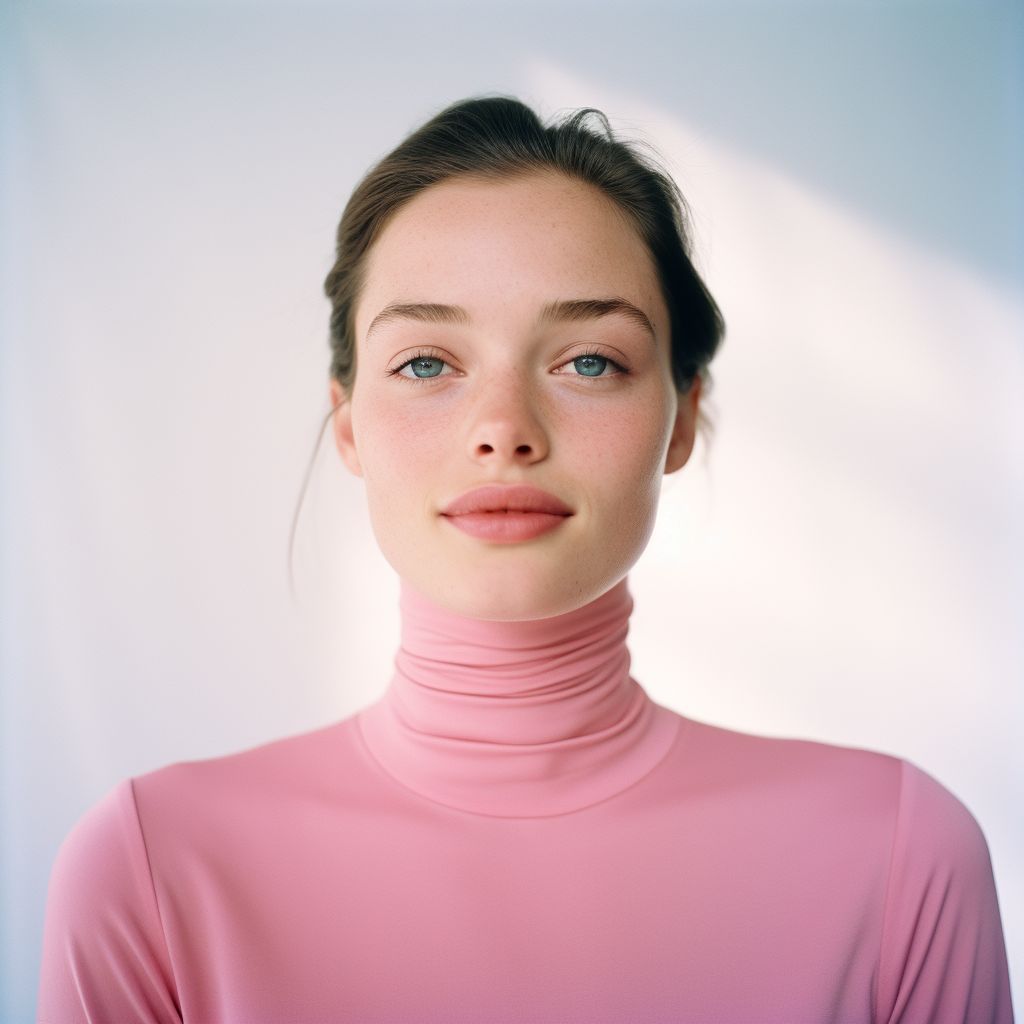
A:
358,578,679,817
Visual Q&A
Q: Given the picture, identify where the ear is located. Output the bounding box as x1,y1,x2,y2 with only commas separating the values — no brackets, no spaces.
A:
329,379,363,477
664,376,701,474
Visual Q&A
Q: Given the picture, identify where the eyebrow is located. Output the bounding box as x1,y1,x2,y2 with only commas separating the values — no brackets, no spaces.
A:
363,297,656,341
539,298,656,340
365,303,470,340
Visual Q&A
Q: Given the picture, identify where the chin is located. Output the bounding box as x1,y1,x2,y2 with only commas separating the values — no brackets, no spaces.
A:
415,557,622,622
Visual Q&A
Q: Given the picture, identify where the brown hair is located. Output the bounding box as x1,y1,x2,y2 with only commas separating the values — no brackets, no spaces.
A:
324,96,723,395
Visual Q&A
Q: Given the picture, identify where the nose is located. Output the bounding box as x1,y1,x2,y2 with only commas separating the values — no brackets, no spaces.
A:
466,372,549,466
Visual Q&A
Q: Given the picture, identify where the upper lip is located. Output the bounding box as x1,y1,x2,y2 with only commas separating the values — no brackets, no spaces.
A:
441,485,574,517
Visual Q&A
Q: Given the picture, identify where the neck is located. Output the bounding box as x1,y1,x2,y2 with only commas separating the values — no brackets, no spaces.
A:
358,579,679,817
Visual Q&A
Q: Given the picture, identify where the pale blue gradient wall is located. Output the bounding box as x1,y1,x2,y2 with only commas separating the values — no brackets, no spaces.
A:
2,2,1021,1019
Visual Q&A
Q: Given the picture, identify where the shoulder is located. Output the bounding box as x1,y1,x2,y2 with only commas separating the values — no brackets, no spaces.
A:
674,716,905,815
39,718,371,1022
45,780,156,923
39,781,180,1023
876,760,1013,1022
45,718,366,940
668,720,1013,1019
663,717,1005,891
675,718,1000,873
889,759,991,872
119,716,390,875
131,715,365,811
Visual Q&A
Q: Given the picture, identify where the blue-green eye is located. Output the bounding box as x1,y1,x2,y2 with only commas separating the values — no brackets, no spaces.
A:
402,357,446,378
573,355,608,377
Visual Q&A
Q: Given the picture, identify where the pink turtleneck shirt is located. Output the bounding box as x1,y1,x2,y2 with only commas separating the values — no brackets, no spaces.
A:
39,581,1013,1023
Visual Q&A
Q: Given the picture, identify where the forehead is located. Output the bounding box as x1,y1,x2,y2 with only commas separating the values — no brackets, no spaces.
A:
356,171,667,337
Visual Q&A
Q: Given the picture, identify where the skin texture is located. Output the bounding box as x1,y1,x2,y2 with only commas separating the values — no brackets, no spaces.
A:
331,171,699,620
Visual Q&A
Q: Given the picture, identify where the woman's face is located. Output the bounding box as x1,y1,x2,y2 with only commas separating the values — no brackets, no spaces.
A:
332,171,699,620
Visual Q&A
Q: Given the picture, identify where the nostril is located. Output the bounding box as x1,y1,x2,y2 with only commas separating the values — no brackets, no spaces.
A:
516,445,532,455
479,444,494,454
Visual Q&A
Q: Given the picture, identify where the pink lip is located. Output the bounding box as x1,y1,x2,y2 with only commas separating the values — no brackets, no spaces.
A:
441,485,574,542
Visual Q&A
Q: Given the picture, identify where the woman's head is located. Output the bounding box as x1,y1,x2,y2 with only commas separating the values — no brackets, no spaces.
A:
325,98,723,620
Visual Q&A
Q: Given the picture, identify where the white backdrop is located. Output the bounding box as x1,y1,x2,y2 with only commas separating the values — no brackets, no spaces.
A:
2,2,1021,1019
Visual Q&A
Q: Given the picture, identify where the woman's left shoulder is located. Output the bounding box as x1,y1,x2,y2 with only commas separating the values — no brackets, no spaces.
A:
875,758,1014,1020
670,717,994,856
882,758,992,877
666,718,1014,1019
672,716,907,813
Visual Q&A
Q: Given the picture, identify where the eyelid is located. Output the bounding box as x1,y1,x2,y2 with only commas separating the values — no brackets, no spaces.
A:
387,347,458,377
554,347,628,375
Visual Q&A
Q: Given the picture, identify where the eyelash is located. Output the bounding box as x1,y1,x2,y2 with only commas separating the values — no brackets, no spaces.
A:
387,349,451,378
386,349,628,378
560,351,627,377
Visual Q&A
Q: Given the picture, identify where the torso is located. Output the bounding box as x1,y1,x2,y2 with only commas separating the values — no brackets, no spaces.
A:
132,713,899,1023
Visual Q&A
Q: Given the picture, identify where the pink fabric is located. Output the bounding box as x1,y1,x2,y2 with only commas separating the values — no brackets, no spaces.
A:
39,582,1013,1023
360,580,680,816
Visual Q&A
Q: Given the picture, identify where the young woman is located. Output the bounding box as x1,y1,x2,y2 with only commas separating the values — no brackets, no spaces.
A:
38,98,1012,1023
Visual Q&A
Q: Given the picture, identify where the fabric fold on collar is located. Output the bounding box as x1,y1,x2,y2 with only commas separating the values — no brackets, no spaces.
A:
358,579,679,817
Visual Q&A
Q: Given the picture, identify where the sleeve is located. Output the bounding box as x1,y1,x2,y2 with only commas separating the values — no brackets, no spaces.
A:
875,760,1013,1024
37,779,181,1024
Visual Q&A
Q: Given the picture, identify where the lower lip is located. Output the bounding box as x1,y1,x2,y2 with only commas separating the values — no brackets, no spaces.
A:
443,511,570,542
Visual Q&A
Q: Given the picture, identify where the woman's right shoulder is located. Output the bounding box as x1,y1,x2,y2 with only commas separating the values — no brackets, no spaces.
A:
43,714,354,919
47,780,153,909
39,780,181,1023
38,716,369,1023
128,714,369,811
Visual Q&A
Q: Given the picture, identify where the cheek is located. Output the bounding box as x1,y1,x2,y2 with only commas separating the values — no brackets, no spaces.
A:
553,392,671,583
350,389,454,501
556,391,670,498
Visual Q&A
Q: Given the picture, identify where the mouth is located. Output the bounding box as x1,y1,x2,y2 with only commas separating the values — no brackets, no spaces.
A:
440,485,574,543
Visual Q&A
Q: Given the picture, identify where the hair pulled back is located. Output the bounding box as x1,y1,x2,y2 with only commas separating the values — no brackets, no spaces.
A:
324,96,723,394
